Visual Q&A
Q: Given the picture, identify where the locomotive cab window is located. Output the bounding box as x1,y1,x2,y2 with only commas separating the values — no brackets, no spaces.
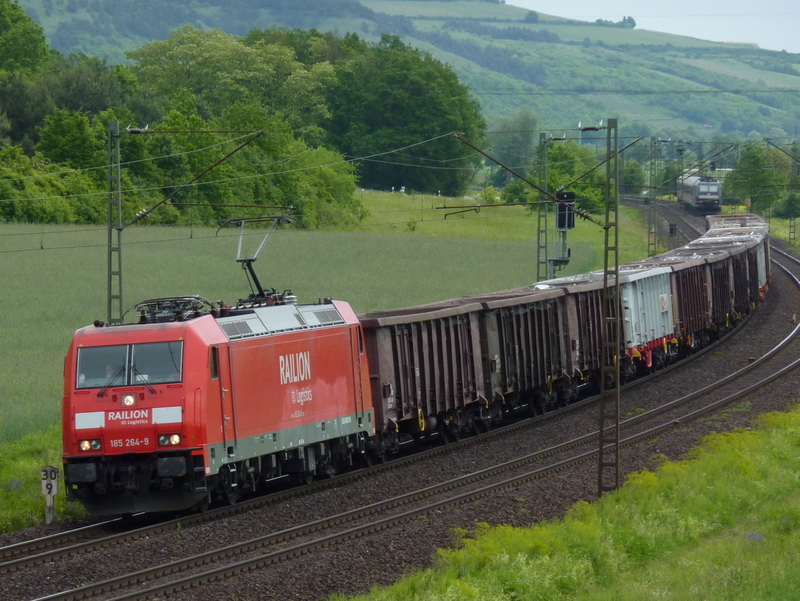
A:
77,341,184,389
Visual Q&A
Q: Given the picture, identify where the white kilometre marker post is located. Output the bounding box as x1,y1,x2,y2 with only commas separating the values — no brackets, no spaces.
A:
40,465,59,525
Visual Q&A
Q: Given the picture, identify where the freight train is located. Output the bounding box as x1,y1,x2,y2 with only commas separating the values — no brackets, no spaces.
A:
677,175,722,214
62,214,770,514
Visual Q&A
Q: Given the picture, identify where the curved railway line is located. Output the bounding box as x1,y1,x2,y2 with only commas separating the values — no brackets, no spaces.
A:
5,205,800,601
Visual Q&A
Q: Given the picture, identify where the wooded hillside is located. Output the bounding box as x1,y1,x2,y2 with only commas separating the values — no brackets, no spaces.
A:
15,0,800,139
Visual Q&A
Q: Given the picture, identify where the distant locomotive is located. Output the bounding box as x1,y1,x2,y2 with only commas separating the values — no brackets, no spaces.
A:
62,214,769,514
677,175,722,214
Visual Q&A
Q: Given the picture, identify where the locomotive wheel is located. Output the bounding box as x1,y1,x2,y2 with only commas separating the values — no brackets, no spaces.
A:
220,466,240,506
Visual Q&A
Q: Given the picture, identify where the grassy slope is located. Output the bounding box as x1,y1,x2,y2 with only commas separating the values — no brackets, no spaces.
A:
335,405,800,601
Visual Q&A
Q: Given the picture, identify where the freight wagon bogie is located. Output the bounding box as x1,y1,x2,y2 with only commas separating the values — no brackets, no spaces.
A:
389,398,504,446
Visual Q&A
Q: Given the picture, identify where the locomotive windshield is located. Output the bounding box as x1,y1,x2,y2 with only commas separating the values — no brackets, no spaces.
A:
699,183,720,195
76,341,184,389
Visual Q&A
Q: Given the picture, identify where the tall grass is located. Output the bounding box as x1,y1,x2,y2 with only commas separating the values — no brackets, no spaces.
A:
0,190,643,530
335,405,800,601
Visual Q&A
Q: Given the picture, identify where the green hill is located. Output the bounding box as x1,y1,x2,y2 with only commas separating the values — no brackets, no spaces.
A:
15,0,800,139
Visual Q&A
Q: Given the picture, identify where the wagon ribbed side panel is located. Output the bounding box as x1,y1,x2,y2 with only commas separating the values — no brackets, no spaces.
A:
708,256,733,326
396,325,415,418
672,266,709,337
360,303,484,428
577,289,605,371
478,288,566,398
620,271,674,349
731,252,750,315
746,248,760,304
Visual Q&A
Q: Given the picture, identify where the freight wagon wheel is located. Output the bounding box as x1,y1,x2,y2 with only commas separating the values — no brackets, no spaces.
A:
293,471,314,486
192,496,210,514
528,392,545,417
436,421,452,444
364,451,385,467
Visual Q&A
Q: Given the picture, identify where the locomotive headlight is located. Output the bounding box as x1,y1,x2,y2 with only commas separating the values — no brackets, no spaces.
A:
79,439,102,452
158,434,181,446
121,394,136,407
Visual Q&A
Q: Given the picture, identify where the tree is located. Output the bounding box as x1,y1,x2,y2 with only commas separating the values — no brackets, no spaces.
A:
43,54,127,115
326,35,486,196
488,107,538,183
500,178,535,204
0,144,105,224
622,159,645,195
126,26,277,119
775,192,800,219
0,0,50,73
543,140,605,213
522,11,539,23
35,108,103,169
726,143,786,212
0,70,55,151
127,26,338,144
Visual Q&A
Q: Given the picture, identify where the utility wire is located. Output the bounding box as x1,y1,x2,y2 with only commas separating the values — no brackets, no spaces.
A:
0,132,258,185
473,88,800,95
0,133,464,206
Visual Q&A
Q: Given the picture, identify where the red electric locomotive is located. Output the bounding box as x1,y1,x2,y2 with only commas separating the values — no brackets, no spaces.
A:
62,293,374,514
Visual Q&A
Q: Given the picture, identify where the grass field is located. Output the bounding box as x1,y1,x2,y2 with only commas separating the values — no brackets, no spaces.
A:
0,189,693,530
335,405,800,601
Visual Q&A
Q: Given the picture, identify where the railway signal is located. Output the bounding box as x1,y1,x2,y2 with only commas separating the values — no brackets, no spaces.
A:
556,191,576,230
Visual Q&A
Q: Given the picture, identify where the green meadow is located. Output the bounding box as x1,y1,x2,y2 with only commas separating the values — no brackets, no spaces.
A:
0,190,646,530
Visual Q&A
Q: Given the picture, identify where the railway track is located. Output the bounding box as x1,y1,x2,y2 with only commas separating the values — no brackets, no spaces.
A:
622,195,707,247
